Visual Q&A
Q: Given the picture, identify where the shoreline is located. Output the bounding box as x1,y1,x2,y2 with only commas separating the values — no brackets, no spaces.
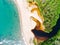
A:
14,0,34,45
14,0,42,45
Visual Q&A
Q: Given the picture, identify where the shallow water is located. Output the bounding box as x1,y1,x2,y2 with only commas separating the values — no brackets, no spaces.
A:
0,0,25,45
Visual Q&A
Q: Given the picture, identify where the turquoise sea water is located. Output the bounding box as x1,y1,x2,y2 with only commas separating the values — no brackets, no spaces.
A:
0,0,25,45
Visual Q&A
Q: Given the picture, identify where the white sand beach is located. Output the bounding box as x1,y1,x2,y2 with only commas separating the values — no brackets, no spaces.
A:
14,0,42,45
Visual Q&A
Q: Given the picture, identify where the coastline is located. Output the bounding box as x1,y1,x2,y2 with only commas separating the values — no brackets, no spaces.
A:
14,0,42,45
14,0,34,45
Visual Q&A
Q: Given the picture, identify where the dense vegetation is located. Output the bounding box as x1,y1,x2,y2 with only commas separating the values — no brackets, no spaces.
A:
33,0,59,32
27,0,60,45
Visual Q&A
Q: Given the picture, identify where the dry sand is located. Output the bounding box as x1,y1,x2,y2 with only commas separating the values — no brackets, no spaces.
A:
14,0,42,45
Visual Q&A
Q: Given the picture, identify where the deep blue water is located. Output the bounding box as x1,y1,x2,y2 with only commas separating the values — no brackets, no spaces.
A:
0,0,25,45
